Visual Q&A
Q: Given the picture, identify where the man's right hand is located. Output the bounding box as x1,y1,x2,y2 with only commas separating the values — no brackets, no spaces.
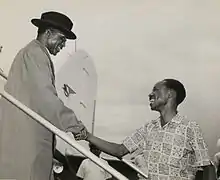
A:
71,122,89,141
74,127,89,141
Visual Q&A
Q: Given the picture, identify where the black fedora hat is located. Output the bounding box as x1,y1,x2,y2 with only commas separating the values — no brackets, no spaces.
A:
31,11,76,40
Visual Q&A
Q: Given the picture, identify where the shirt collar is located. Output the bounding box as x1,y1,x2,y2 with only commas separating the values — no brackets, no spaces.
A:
32,39,51,60
32,39,55,82
152,113,183,128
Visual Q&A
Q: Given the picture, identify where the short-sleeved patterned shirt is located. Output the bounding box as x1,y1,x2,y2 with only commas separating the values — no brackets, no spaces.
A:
122,114,210,180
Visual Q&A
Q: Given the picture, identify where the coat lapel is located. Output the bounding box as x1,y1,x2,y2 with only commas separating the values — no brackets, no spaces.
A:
33,40,55,86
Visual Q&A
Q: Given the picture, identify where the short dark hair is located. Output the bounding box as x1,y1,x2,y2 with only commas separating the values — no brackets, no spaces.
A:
163,79,186,105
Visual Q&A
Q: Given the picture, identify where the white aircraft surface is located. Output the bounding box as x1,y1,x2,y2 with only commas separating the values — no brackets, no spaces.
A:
55,50,98,157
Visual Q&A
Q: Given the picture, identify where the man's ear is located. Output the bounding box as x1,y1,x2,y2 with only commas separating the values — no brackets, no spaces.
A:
168,89,176,100
45,29,53,37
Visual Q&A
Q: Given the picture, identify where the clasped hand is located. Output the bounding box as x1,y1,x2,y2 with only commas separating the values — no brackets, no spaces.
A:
70,122,89,140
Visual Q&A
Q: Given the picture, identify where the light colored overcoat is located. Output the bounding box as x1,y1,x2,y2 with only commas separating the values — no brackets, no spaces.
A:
0,40,80,180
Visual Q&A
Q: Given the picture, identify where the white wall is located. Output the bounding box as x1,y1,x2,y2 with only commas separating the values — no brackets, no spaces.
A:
1,0,220,158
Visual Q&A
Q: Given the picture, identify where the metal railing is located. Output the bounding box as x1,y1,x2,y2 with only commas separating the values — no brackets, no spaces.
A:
0,71,148,180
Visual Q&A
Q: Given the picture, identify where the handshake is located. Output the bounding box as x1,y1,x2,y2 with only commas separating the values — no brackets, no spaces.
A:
69,121,90,141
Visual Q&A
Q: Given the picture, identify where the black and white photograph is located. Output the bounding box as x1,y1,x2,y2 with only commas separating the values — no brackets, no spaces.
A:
0,0,219,180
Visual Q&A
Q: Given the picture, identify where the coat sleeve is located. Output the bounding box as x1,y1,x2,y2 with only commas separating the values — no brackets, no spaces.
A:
22,48,84,132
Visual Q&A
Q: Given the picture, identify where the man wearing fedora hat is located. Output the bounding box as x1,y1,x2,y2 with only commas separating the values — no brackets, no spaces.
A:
0,11,87,180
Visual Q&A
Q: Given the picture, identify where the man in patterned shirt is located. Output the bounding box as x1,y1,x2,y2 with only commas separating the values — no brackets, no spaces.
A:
76,79,216,180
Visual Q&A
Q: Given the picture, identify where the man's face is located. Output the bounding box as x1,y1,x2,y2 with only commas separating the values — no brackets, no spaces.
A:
46,29,66,56
148,81,170,111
